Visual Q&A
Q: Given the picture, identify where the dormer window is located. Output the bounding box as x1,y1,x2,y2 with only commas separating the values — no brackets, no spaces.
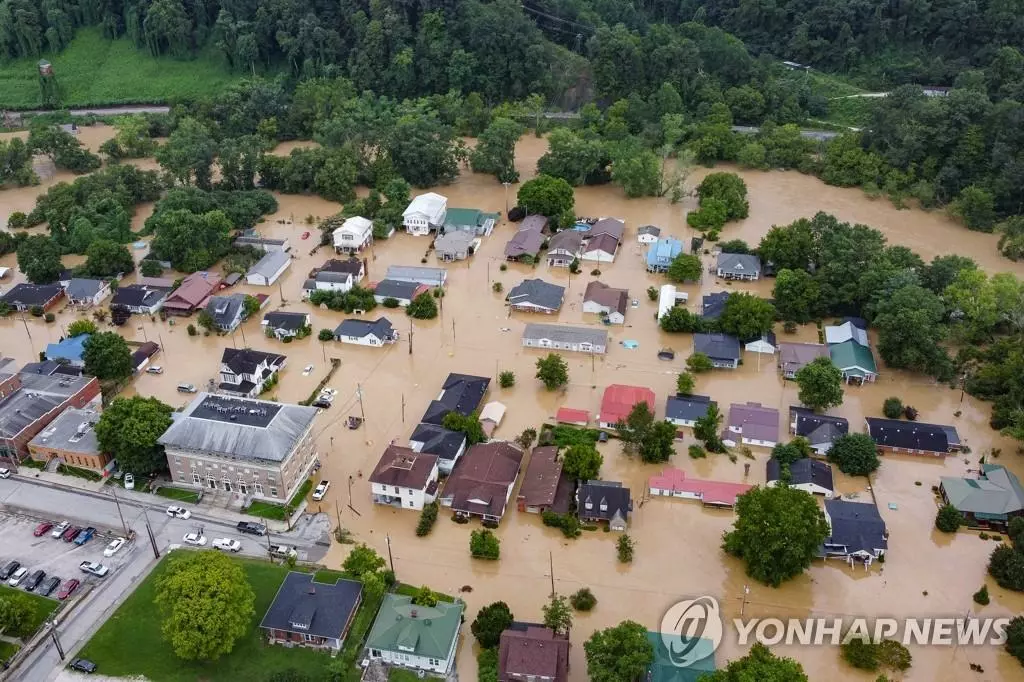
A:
599,501,608,512
584,500,593,510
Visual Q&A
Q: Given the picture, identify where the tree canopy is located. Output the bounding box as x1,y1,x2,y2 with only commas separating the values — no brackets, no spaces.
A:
471,602,514,649
16,235,63,284
616,401,675,464
827,433,881,476
584,620,654,682
562,443,602,481
535,352,569,390
518,175,575,230
795,357,844,412
83,332,134,381
702,643,807,681
95,396,174,475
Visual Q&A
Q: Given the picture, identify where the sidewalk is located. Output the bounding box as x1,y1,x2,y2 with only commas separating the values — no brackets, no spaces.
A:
11,470,290,532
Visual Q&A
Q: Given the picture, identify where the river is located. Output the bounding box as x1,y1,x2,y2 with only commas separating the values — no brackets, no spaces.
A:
2,126,1023,681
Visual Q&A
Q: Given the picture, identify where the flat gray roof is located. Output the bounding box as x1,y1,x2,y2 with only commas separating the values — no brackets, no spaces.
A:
522,323,607,346
0,370,95,439
29,406,101,455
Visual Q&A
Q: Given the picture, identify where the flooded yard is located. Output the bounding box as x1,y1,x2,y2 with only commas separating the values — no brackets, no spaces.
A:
3,128,1024,681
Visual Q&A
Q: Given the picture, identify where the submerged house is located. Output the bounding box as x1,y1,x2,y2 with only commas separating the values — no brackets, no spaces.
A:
939,464,1024,531
369,444,439,511
403,193,448,236
577,480,632,530
822,499,888,566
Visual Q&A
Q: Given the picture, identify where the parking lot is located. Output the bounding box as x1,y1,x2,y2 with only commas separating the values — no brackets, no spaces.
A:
0,510,134,600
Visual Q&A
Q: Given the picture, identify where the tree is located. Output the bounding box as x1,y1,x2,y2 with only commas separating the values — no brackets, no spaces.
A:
882,397,904,419
973,584,990,605
771,441,808,467
470,529,500,559
617,534,635,563
471,601,514,649
536,128,606,186
542,594,573,635
686,198,728,232
718,293,776,341
156,118,217,189
873,284,949,377
584,620,654,682
773,269,821,323
470,117,524,183
676,372,695,395
411,586,438,607
562,444,602,481
149,209,233,272
951,185,997,232
16,235,63,284
141,259,164,277
95,396,174,475
1007,616,1024,665
694,402,724,451
687,353,714,373
702,644,807,681
81,239,135,277
610,145,661,198
0,594,31,637
342,544,386,580
516,428,537,450
841,639,912,673
318,328,335,342
67,319,97,336
723,485,830,586
517,175,575,229
828,433,880,476
666,253,701,283
795,357,844,412
570,587,597,611
535,353,569,390
155,551,255,661
757,219,817,272
696,172,749,221
406,292,439,320
83,332,133,381
498,371,515,388
616,402,675,464
442,410,486,446
988,545,1024,591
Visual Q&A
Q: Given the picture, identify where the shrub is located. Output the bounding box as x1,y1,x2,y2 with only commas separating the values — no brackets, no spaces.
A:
935,504,964,533
882,397,903,419
980,532,990,540
542,511,582,538
30,305,44,317
499,263,508,272
470,529,501,559
318,328,335,341
499,371,515,388
187,323,197,336
686,352,714,373
688,444,707,459
382,297,400,308
492,281,503,293
44,312,55,323
903,405,918,420
416,502,439,537
570,587,597,611
783,320,797,333
617,534,634,562
646,286,658,301
973,584,990,605
590,268,601,276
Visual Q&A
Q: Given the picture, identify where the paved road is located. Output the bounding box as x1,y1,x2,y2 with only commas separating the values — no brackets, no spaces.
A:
730,124,840,142
0,477,329,682
17,105,171,117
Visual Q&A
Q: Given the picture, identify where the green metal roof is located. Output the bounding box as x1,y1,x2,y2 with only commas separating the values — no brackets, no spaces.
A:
364,594,463,660
828,339,878,375
444,208,498,228
646,632,716,682
941,465,1024,517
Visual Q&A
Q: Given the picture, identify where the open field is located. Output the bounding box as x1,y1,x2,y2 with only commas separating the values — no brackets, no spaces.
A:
0,28,241,109
0,585,58,639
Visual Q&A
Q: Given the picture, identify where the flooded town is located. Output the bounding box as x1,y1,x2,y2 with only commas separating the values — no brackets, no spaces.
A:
2,123,1024,682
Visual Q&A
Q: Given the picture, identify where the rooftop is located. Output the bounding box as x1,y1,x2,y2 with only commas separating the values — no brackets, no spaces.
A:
600,384,655,425
373,279,426,300
865,417,952,452
370,445,439,490
498,624,569,682
0,370,97,439
693,333,741,360
590,218,624,240
403,192,448,221
583,281,628,316
701,292,729,320
263,311,309,331
578,480,632,521
824,499,888,555
522,323,607,347
555,407,589,424
507,279,565,311
665,394,715,422
164,271,221,308
334,317,395,339
941,464,1024,516
66,278,106,300
716,252,761,274
443,441,524,518
829,339,878,375
1,283,63,306
364,594,463,660
421,373,490,426
385,265,447,285
728,402,780,442
767,457,834,491
826,321,869,346
111,284,170,308
221,348,285,376
434,230,477,252
779,343,829,372
409,423,467,461
517,446,565,508
547,229,582,253
247,250,291,279
45,334,90,364
29,406,101,455
789,407,849,445
504,229,545,258
648,467,752,507
259,572,363,640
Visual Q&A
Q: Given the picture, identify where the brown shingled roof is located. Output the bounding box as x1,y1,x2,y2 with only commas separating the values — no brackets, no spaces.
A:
516,446,564,508
369,445,438,490
583,281,627,316
443,441,523,519
498,625,569,682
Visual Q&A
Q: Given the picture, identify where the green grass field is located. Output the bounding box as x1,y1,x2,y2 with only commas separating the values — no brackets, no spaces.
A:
153,486,201,504
0,27,242,109
77,552,339,681
0,641,20,663
0,585,59,639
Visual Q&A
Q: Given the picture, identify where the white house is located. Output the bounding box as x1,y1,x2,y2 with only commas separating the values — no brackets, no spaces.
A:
637,225,661,244
723,402,780,448
333,318,398,347
658,284,688,320
580,233,619,263
402,192,448,236
582,281,627,324
369,445,439,510
522,323,608,354
408,423,467,474
302,272,354,298
65,278,111,307
766,458,835,498
219,348,286,398
333,216,373,253
745,331,778,354
246,250,291,286
364,595,463,676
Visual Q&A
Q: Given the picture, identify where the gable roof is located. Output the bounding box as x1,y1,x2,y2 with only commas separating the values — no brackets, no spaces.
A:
941,464,1024,516
373,279,425,300
590,218,624,240
665,394,714,422
504,229,544,258
600,384,655,425
205,293,247,328
247,250,290,279
221,348,285,376
824,500,888,554
165,271,221,308
408,423,466,462
403,192,447,221
364,595,463,660
637,225,661,237
434,230,477,253
385,265,447,286
519,215,548,232
1,283,63,306
522,323,607,348
507,279,565,311
865,417,952,452
517,446,565,508
728,402,779,442
334,317,395,339
45,334,90,364
547,229,582,254
578,480,631,521
499,624,569,682
825,321,869,346
693,333,741,361
263,311,309,331
647,467,752,507
701,292,729,320
66,278,106,300
421,373,490,425
260,571,362,640
716,252,761,275
443,441,524,517
583,232,619,255
789,407,849,445
829,339,877,374
111,284,169,308
555,407,589,424
370,444,438,490
646,238,684,267
583,281,627,316
779,343,829,373
767,457,834,491
338,216,372,234
318,258,364,276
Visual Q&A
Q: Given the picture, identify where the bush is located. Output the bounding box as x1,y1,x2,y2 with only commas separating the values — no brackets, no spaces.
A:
499,263,508,272
187,323,197,336
688,444,707,459
935,504,964,533
470,529,501,559
973,584,990,605
499,371,515,388
590,268,601,276
617,534,635,562
904,405,918,420
318,328,335,341
416,502,439,537
44,312,55,323
492,282,503,293
542,511,581,538
646,286,658,301
30,305,44,317
882,397,903,419
686,352,714,373
382,297,400,308
783,320,798,333
570,587,597,611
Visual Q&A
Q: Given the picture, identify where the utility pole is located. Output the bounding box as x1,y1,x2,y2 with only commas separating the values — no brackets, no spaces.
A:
20,313,34,354
386,534,396,575
239,323,247,347
137,325,148,342
278,277,286,304
739,585,750,616
110,486,130,536
502,181,511,216
143,512,160,559
401,394,405,423
356,384,366,423
157,331,168,359
451,319,456,346
335,499,343,530
50,625,65,660
549,551,555,597
321,341,326,362
408,319,413,355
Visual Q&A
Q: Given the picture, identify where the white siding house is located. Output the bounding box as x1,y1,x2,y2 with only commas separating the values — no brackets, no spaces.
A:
402,193,447,236
658,284,688,320
369,446,439,511
333,216,373,253
246,250,291,286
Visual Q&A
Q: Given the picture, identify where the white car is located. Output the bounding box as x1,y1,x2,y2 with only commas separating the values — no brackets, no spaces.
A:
182,533,207,546
311,481,330,501
79,561,109,577
103,538,126,557
51,521,70,538
7,567,27,586
212,538,241,552
166,506,191,519
124,473,135,490
146,366,163,374
0,467,10,478
302,365,314,376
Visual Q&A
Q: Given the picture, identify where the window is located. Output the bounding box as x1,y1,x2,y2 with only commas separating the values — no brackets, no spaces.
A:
270,487,278,497
254,483,264,496
408,500,414,507
584,501,593,510
175,458,181,465
303,633,316,642
599,501,607,512
192,473,201,484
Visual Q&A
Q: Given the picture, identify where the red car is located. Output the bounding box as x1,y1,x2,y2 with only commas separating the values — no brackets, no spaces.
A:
57,578,80,600
33,521,53,537
62,526,82,543
301,231,310,240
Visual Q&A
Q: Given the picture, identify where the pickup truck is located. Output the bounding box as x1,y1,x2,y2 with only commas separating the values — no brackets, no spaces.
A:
79,561,110,577
269,545,298,560
311,480,330,501
236,521,267,536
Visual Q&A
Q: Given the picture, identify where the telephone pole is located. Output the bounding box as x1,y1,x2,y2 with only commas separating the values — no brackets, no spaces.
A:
110,487,130,536
401,394,405,423
408,320,413,355
50,625,65,660
549,551,555,597
356,384,366,422
386,534,396,575
451,319,456,346
143,511,160,559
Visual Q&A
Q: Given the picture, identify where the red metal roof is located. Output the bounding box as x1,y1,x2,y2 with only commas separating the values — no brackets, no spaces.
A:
599,384,655,425
555,407,589,425
648,467,753,507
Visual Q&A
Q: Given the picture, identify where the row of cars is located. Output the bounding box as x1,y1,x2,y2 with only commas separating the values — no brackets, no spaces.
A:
0,560,81,600
35,520,96,545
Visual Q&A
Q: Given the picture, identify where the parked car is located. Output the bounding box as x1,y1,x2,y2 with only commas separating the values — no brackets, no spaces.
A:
311,480,330,501
39,575,61,597
212,538,241,552
182,533,207,546
103,538,126,557
236,521,267,536
70,659,97,673
145,366,163,374
124,473,135,490
74,527,96,546
0,468,10,478
166,506,191,519
57,578,80,600
269,545,298,560
301,231,311,240
7,567,27,587
62,526,82,542
24,569,46,591
177,383,197,393
0,561,20,581
79,561,109,577
312,398,332,409
51,521,69,538
33,521,53,537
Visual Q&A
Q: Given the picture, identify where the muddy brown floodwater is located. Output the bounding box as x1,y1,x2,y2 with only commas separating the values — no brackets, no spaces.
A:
3,127,1024,682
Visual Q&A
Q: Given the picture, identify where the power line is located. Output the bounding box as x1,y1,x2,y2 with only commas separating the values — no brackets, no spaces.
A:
520,2,596,33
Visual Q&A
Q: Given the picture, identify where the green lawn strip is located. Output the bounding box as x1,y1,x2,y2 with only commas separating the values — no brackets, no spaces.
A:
244,501,288,521
0,27,242,109
76,552,335,682
0,641,20,662
393,583,455,603
334,590,385,682
153,486,201,503
311,569,348,584
56,464,102,481
388,669,423,682
0,585,58,639
288,479,314,508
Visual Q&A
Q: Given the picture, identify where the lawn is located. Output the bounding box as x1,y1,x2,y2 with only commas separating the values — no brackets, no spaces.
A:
154,486,201,504
245,500,289,521
388,669,423,682
76,552,336,681
0,585,59,639
57,463,102,481
0,641,19,663
394,583,455,603
0,27,242,109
